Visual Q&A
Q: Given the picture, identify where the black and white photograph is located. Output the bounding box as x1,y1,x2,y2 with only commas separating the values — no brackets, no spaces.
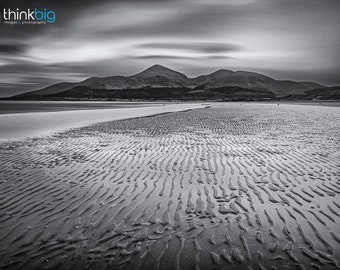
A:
0,0,339,269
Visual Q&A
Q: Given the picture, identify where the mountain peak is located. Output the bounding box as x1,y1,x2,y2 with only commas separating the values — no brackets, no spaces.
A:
209,69,234,79
132,64,188,79
149,64,168,70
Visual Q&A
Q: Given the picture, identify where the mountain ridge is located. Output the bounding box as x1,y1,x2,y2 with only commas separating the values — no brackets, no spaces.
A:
12,65,330,100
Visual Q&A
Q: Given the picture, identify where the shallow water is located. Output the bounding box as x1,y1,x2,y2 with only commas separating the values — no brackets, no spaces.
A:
0,104,202,141
0,103,339,270
0,100,163,114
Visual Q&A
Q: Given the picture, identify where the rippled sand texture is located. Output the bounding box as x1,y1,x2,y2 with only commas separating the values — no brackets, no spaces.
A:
0,103,339,270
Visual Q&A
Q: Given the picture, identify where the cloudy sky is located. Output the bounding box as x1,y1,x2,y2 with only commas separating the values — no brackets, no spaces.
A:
0,0,339,97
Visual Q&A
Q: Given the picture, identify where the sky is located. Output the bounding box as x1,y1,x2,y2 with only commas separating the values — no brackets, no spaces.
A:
0,0,339,97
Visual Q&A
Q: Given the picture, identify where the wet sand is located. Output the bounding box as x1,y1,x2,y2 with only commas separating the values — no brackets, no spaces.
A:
0,103,203,142
0,103,339,270
0,101,164,114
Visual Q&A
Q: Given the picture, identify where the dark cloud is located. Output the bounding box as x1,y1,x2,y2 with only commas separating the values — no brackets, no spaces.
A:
204,55,235,60
134,55,195,60
0,60,84,75
0,44,26,54
138,42,241,54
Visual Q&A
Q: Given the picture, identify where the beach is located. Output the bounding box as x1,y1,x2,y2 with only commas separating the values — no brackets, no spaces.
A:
0,101,165,114
0,102,339,270
0,103,203,141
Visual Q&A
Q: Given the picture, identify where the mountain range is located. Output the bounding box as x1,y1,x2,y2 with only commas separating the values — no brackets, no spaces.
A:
11,65,338,101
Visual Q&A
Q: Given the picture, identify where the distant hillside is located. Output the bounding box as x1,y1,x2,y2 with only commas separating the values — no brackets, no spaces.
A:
192,70,322,95
46,85,276,101
12,65,328,101
16,82,77,97
304,86,340,100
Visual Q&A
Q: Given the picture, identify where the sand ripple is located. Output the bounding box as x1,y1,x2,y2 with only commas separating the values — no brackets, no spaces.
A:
0,103,339,270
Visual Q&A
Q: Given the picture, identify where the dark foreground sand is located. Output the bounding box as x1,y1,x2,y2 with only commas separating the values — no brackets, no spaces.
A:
0,103,339,270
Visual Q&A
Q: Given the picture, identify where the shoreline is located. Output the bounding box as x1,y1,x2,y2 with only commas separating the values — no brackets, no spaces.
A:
0,100,169,114
0,103,206,142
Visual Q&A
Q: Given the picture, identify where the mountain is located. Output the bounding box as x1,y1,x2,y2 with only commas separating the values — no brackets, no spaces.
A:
15,82,77,97
304,86,340,100
12,65,328,100
44,85,276,101
193,70,275,86
132,64,187,80
16,65,194,99
192,70,323,95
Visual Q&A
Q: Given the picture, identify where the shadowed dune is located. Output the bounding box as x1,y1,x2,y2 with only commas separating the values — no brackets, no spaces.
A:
0,103,339,270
